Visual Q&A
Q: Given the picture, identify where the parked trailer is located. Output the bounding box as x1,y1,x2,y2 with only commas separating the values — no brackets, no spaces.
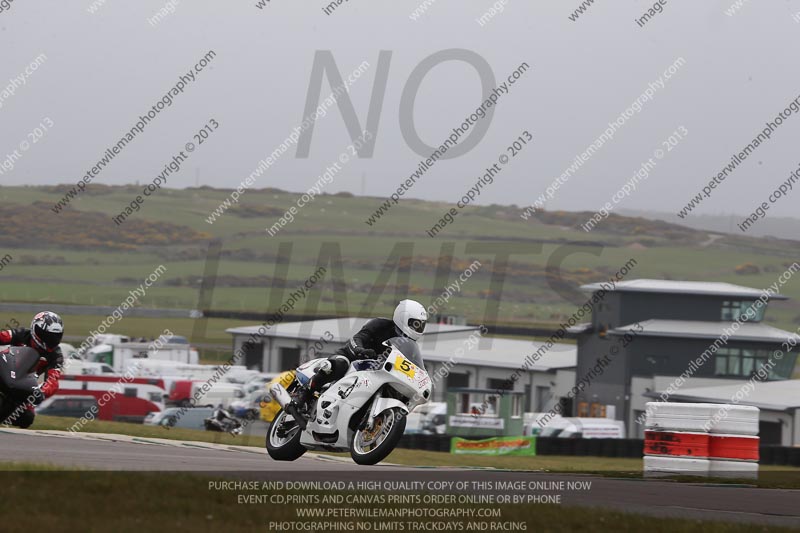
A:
119,360,221,382
85,341,199,372
122,359,253,383
61,359,117,376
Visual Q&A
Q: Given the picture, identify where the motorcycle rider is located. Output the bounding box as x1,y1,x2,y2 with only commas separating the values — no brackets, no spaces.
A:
299,300,428,404
0,312,65,428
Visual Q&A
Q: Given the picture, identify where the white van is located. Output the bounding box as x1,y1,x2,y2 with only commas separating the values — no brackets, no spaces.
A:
538,416,626,439
405,402,446,434
59,343,80,360
224,368,261,384
420,402,447,434
190,382,244,409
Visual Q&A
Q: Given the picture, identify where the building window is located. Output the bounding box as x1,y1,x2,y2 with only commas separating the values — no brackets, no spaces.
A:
741,350,755,375
715,348,748,377
446,372,470,391
721,301,764,322
714,354,728,375
559,396,573,417
243,341,264,371
535,386,551,411
457,391,498,416
279,347,301,371
728,352,742,375
487,378,514,391
713,347,790,379
511,395,522,418
590,403,607,418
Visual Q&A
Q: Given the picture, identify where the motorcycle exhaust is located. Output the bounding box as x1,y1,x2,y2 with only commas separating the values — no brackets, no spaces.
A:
270,382,307,430
269,382,292,408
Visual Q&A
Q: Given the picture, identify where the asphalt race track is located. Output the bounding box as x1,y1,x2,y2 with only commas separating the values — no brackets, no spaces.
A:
1,429,799,528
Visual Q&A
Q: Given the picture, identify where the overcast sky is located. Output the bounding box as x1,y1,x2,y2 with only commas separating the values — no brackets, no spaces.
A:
2,0,800,220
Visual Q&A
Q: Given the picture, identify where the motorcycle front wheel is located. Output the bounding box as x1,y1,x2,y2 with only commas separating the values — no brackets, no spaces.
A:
349,407,406,465
266,408,306,461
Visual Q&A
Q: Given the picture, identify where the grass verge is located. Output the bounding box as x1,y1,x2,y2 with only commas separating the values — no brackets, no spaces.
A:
0,467,795,533
22,416,800,488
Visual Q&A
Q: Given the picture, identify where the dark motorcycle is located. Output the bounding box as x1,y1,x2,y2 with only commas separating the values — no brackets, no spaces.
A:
204,407,243,435
0,346,42,426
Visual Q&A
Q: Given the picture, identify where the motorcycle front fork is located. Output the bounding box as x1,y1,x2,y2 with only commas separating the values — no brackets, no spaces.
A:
284,402,307,431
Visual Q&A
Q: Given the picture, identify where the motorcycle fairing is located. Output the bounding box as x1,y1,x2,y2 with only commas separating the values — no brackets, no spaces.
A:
0,347,40,392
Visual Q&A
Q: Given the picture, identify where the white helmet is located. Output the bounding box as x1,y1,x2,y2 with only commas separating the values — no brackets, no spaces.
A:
393,300,428,341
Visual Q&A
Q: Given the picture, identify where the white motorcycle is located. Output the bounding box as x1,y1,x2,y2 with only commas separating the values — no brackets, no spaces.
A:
267,337,431,465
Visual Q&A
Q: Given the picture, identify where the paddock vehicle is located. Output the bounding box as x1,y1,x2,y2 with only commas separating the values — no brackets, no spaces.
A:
166,379,244,409
537,415,626,439
61,359,117,376
267,337,431,465
57,374,167,423
144,407,214,430
125,360,256,384
85,339,199,371
259,370,295,423
229,388,269,419
404,401,445,434
36,395,97,418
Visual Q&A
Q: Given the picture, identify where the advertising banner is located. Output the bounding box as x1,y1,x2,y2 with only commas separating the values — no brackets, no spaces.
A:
448,415,505,430
450,436,536,456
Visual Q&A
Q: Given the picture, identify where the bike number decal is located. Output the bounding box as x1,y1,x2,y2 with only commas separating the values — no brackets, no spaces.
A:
394,356,415,379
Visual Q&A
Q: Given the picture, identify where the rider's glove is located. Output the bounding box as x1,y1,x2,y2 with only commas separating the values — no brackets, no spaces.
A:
355,348,376,359
314,360,333,375
31,386,46,406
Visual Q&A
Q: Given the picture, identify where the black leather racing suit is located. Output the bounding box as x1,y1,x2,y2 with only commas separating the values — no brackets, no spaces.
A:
309,318,400,392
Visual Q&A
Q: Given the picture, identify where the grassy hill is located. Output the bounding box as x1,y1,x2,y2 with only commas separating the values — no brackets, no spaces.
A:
621,208,800,242
0,184,798,334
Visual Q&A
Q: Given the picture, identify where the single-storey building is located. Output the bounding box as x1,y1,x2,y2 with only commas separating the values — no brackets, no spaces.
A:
226,318,576,410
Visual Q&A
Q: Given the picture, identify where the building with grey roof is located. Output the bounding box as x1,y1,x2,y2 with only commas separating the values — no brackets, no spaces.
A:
573,278,798,443
226,318,576,409
226,317,481,371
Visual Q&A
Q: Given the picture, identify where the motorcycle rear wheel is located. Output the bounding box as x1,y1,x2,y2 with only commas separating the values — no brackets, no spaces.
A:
349,407,406,465
266,408,306,461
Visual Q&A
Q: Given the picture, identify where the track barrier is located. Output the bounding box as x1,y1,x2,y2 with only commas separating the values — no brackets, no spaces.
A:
643,402,760,479
396,433,799,466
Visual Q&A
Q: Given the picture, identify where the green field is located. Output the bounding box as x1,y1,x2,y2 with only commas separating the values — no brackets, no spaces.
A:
1,184,799,332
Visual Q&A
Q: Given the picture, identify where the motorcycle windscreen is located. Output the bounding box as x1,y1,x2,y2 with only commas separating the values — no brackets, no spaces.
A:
0,347,40,391
386,337,425,371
